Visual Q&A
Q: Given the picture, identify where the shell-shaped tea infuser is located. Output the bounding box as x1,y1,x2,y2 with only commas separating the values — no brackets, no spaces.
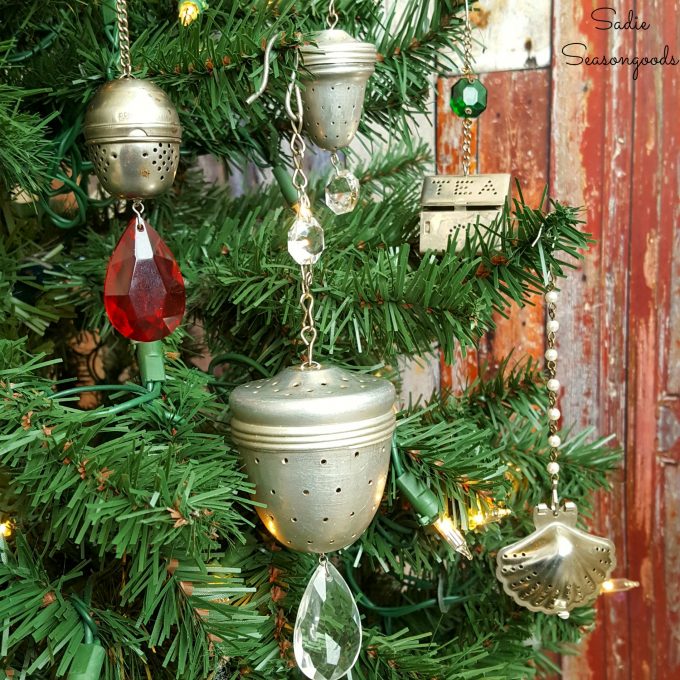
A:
495,277,618,619
496,502,615,618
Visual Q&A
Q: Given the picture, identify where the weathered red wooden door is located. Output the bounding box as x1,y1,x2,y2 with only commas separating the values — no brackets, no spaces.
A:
436,1,679,676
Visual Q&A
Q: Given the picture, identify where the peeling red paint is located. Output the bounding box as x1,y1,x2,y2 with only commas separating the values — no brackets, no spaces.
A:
436,0,677,677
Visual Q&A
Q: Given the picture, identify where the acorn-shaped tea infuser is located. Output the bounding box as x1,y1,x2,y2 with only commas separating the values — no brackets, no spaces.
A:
496,274,615,618
83,0,182,199
299,1,376,215
230,58,395,680
230,365,395,554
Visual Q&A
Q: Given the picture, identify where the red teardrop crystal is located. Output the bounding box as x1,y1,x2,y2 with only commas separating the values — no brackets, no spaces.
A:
104,216,186,342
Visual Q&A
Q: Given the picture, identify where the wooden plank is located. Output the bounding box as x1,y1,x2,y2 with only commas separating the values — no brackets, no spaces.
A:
625,1,680,676
439,0,551,74
551,1,636,678
477,69,550,367
436,1,679,676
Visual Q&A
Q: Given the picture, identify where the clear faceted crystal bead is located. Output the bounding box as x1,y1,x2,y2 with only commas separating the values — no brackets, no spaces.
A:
325,170,360,215
294,561,362,680
288,212,325,265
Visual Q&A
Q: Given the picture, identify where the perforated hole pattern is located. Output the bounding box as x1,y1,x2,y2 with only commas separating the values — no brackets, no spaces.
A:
302,82,365,149
251,370,383,400
431,176,499,197
248,442,389,552
90,141,180,186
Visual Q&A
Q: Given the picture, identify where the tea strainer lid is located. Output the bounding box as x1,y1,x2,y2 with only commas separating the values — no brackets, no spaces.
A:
84,78,182,144
229,364,395,429
300,29,377,71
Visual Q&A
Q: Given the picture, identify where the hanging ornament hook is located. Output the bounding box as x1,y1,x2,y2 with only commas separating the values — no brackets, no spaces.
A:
462,0,473,78
460,0,474,176
448,0,488,177
246,33,281,105
131,199,144,218
284,51,304,128
115,0,133,78
299,265,320,369
327,0,339,29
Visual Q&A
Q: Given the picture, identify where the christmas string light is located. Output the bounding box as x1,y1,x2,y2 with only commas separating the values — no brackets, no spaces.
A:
466,497,512,531
391,441,472,560
178,0,206,26
600,578,640,594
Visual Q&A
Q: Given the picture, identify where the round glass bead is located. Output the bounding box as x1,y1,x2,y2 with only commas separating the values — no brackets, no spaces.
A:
325,170,360,215
288,212,325,265
450,77,487,118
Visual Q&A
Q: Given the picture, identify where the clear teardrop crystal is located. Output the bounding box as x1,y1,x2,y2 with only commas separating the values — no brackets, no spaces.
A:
294,561,362,680
288,212,325,265
325,170,360,215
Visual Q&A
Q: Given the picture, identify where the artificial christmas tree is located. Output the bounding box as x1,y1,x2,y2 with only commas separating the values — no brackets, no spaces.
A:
0,1,620,678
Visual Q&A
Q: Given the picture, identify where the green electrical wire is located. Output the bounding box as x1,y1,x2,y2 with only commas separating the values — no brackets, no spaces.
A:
53,383,149,399
52,382,163,418
342,553,473,617
69,596,97,644
209,353,272,379
7,27,60,63
68,596,106,680
391,439,406,477
272,165,299,209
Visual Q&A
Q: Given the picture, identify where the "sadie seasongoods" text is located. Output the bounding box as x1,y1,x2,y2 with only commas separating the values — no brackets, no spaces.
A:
561,7,678,80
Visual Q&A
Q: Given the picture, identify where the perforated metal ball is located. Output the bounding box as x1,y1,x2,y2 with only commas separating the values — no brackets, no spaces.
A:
300,29,376,152
83,78,182,199
230,364,396,553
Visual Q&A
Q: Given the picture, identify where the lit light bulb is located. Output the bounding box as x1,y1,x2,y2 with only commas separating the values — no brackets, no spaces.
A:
466,498,512,530
600,578,640,594
0,521,11,538
433,516,472,560
178,0,205,26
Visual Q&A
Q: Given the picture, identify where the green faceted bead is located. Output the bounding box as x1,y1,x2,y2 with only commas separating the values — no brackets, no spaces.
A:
450,78,487,118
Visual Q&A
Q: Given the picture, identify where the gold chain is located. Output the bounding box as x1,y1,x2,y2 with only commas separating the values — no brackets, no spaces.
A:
116,0,132,78
461,118,473,176
285,56,320,369
286,53,309,207
545,276,561,510
460,0,474,176
300,265,319,368
462,0,473,77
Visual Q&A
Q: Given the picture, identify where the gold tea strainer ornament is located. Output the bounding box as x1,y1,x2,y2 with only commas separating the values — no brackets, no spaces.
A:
496,274,616,618
83,0,182,199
